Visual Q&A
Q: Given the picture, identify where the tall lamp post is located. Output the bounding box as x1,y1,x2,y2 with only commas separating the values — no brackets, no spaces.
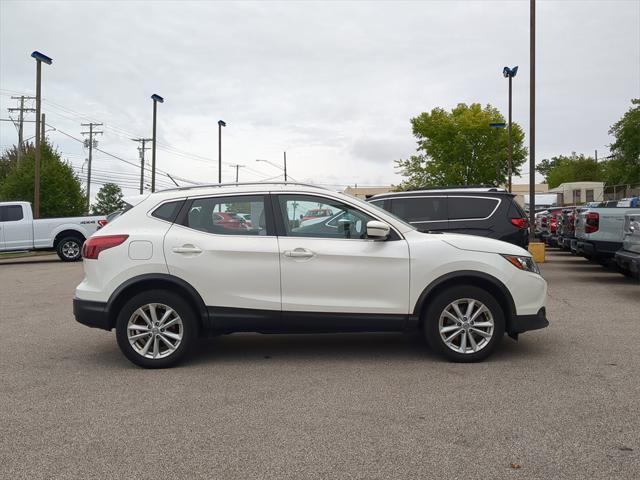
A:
150,94,164,193
503,66,518,194
31,51,52,219
529,0,536,242
218,120,226,183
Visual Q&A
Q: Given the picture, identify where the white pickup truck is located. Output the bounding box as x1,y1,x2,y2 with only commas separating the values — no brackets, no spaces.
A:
0,201,107,261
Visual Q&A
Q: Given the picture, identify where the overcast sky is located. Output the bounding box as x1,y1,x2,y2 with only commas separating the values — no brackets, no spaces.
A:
1,0,639,197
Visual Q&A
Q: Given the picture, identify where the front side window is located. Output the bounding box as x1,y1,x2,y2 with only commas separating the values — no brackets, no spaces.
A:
391,197,447,223
0,205,24,222
184,195,267,235
278,195,375,239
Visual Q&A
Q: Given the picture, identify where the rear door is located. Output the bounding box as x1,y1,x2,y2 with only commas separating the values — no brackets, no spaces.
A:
163,194,281,320
0,204,32,250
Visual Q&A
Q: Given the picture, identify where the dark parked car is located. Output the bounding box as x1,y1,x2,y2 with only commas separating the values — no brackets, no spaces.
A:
368,187,530,248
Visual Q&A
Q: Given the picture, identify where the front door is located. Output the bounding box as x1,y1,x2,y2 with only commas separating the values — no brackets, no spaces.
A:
274,194,410,329
163,194,281,329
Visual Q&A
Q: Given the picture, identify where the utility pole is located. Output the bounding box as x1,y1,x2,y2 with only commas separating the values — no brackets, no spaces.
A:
230,164,245,183
283,151,288,181
8,95,36,165
218,120,226,183
132,138,152,194
81,122,103,213
41,113,46,143
529,0,536,241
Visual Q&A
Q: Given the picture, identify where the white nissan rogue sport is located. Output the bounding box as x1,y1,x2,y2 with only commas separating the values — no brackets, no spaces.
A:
74,183,548,368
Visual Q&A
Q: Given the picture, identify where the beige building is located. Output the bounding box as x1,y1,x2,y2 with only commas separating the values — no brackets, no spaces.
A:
343,185,394,199
510,183,549,207
548,181,604,205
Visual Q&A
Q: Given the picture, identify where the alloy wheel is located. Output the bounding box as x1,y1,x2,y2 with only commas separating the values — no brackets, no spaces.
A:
438,298,495,354
62,240,80,259
127,303,183,359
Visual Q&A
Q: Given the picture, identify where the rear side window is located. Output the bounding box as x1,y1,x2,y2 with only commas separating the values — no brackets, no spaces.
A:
391,197,447,222
152,200,184,223
183,195,267,236
0,205,24,222
449,197,499,220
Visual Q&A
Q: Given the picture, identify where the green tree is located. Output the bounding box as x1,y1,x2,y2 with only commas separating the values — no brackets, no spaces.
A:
91,183,125,215
535,153,598,188
604,98,640,185
395,103,527,190
0,142,86,218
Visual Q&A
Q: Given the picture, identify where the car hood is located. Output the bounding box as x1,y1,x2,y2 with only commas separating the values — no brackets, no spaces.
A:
438,233,530,256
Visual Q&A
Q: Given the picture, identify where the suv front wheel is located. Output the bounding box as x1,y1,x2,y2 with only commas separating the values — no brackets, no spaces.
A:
424,285,505,362
115,290,198,368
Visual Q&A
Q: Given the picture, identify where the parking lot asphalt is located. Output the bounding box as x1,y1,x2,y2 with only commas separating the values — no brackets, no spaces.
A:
1,250,639,480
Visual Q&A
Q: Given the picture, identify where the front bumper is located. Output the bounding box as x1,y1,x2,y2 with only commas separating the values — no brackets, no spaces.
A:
73,297,111,330
510,307,549,335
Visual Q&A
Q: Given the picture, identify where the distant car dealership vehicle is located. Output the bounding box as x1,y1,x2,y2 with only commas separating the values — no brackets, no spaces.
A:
73,182,548,368
0,201,106,261
368,187,530,248
614,212,640,279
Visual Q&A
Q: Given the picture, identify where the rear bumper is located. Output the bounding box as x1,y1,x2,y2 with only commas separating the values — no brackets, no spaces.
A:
73,297,111,330
615,250,640,274
576,240,622,258
510,307,549,335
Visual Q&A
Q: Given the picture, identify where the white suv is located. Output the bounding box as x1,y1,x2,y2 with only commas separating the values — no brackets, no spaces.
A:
73,183,548,368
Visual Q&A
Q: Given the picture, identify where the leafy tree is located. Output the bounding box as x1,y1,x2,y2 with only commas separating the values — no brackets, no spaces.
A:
0,142,86,218
535,153,598,188
604,98,640,185
395,103,527,190
91,183,125,215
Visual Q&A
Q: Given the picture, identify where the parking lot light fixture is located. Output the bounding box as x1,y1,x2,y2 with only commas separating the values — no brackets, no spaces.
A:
31,51,53,219
218,120,226,183
151,94,164,193
502,66,518,194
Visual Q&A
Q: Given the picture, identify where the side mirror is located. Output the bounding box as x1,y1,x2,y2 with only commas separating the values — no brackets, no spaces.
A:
366,220,390,239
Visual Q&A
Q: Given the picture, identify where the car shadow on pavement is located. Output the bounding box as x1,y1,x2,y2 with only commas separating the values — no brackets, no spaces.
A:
189,331,441,366
0,257,60,266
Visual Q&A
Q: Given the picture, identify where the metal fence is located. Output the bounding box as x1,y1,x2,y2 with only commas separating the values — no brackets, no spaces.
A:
603,184,640,201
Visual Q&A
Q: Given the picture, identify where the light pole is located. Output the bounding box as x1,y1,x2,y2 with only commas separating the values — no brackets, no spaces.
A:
218,120,226,183
151,94,164,193
31,51,52,219
503,66,518,193
529,0,536,241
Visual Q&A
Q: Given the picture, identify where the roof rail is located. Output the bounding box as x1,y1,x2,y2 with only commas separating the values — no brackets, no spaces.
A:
158,181,331,193
406,185,507,192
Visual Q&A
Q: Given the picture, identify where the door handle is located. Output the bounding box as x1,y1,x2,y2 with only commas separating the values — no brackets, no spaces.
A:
172,245,202,254
283,248,315,258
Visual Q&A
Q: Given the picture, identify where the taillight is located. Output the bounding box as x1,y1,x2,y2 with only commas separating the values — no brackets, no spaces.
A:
585,212,599,234
82,235,129,260
97,219,108,228
510,218,529,229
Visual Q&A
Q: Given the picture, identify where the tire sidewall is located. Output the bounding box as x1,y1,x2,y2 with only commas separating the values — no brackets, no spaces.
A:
424,285,505,362
57,236,83,262
115,290,198,368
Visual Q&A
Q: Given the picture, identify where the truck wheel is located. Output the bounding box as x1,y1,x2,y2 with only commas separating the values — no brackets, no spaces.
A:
423,285,505,362
115,290,198,369
56,236,83,262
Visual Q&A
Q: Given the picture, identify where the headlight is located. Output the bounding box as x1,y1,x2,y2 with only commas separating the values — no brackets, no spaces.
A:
502,254,540,274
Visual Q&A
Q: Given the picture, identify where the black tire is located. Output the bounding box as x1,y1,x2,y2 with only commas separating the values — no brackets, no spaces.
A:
423,285,505,363
115,289,198,368
56,236,83,262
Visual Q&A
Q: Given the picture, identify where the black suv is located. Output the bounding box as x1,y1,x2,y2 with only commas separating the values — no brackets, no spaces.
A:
368,188,529,248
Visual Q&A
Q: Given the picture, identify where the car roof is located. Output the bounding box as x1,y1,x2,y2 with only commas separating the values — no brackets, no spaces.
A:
370,187,514,200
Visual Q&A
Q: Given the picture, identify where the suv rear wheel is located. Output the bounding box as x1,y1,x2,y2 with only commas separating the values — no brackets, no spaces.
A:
115,290,198,368
424,285,505,362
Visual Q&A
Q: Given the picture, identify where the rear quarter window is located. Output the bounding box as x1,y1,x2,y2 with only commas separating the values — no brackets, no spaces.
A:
151,200,184,223
448,197,499,220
